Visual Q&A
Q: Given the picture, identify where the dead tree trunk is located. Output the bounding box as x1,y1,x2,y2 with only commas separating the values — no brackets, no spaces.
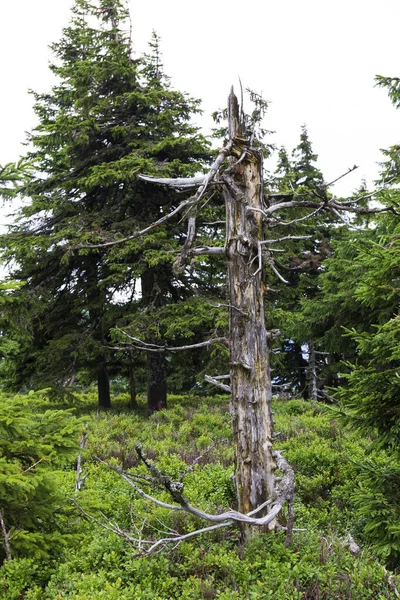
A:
224,90,276,518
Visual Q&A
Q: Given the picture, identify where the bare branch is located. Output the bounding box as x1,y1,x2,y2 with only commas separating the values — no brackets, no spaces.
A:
204,375,231,393
138,175,206,189
74,196,196,250
210,303,248,316
74,441,294,556
70,497,146,545
329,207,364,230
191,246,226,256
270,263,289,284
264,235,312,244
174,213,196,273
141,522,232,555
172,141,233,272
269,207,324,227
264,200,322,216
111,329,227,353
324,164,359,188
178,439,228,482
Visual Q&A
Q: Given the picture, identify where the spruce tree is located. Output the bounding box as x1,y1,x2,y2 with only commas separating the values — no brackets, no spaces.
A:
1,0,209,409
267,127,334,398
0,392,81,562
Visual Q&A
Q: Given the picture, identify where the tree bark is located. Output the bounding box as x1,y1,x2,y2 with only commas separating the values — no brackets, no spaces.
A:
224,89,276,520
294,342,309,399
0,510,12,561
147,351,167,415
141,268,168,414
308,341,318,401
128,349,138,409
97,362,111,409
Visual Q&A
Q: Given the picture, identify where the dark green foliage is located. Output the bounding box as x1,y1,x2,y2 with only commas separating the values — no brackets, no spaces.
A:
0,391,81,562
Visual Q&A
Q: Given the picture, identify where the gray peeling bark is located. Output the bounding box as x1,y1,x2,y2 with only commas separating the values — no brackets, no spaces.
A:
224,89,276,517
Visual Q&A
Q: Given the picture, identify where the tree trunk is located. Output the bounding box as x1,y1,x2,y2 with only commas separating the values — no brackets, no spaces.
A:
147,351,167,415
308,341,318,401
224,89,276,520
0,510,12,561
294,342,309,399
97,362,111,409
141,268,168,414
128,349,138,409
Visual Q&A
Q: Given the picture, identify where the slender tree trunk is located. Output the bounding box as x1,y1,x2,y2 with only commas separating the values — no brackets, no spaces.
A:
147,351,167,415
224,89,276,520
128,349,138,409
97,362,111,409
294,342,309,399
0,510,12,561
141,268,168,414
308,341,318,401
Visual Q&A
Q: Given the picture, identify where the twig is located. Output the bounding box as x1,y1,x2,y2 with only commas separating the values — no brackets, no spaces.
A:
179,439,228,482
75,427,88,492
22,457,47,473
324,164,359,188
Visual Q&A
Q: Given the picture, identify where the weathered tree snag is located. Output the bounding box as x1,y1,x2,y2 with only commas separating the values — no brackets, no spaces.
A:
224,88,276,519
125,88,296,547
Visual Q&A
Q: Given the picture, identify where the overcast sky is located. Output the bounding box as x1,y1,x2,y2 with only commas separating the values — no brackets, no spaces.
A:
1,0,400,202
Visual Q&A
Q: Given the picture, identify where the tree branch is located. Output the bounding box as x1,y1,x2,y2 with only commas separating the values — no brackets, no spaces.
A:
323,164,359,188
110,330,227,353
191,246,226,256
204,375,231,393
74,195,196,249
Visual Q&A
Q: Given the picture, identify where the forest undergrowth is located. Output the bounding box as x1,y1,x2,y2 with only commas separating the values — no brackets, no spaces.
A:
0,391,398,599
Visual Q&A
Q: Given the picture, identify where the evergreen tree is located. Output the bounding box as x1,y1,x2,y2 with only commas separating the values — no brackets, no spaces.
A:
267,127,334,398
0,391,81,562
313,75,400,566
1,1,209,410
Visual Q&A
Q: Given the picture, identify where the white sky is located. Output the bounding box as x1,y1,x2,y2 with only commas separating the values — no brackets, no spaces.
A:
1,0,400,203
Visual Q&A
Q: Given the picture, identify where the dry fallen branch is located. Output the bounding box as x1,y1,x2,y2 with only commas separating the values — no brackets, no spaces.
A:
75,446,295,555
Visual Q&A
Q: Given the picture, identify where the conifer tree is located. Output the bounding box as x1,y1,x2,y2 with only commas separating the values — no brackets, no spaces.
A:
1,0,209,409
0,392,81,562
310,75,400,565
267,127,334,398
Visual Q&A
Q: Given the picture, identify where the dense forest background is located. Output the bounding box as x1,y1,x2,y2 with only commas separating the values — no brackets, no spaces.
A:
0,0,399,598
